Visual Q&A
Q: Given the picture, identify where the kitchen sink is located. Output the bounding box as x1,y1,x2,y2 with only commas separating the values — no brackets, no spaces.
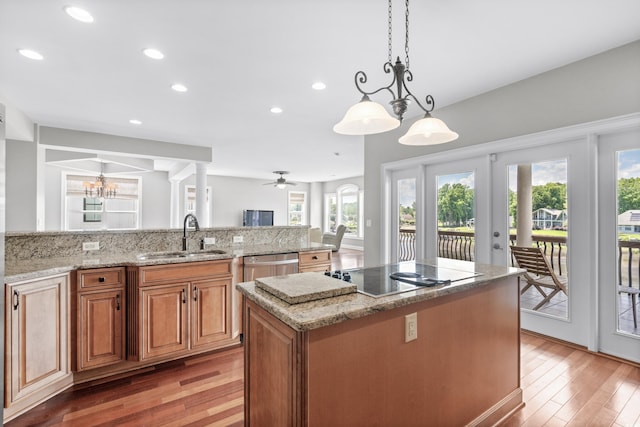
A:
136,249,226,260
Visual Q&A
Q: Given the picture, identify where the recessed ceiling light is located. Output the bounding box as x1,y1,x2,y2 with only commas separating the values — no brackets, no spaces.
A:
171,83,188,92
143,48,164,60
312,82,326,90
270,107,283,114
17,49,44,60
64,6,94,23
129,119,142,125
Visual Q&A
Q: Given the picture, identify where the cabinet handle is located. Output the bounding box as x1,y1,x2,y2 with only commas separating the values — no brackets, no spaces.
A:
116,293,121,311
98,277,105,283
312,255,318,260
182,289,186,304
193,286,198,302
13,290,19,310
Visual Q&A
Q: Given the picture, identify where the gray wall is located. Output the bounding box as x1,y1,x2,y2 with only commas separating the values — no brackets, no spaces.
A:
203,175,310,227
6,139,37,231
364,40,640,265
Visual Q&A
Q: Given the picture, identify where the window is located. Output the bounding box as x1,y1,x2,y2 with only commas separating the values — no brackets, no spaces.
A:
324,184,363,237
288,191,307,225
64,173,140,230
184,185,210,220
324,194,337,232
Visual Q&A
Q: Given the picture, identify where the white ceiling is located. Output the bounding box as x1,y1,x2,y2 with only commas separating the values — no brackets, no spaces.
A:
1,0,640,183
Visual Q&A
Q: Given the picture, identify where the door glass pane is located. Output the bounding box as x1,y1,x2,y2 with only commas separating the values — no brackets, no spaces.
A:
398,178,416,261
509,160,568,318
436,172,475,261
616,148,640,335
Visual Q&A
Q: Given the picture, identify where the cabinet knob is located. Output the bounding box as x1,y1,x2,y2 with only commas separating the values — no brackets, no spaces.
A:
98,277,105,283
193,286,198,302
116,293,121,311
182,289,187,304
312,256,318,260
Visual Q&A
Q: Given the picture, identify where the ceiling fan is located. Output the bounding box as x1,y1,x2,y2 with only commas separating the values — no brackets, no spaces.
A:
264,171,297,189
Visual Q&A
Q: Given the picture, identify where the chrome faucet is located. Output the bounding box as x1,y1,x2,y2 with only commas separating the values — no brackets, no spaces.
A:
182,214,200,251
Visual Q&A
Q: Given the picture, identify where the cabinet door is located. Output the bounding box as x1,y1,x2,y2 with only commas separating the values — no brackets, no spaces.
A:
6,275,71,406
78,288,125,370
141,284,188,360
192,278,231,348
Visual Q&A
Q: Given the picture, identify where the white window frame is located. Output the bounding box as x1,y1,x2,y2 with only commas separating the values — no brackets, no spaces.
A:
288,190,307,226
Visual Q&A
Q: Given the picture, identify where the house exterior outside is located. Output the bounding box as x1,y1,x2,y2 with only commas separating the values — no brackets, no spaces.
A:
532,208,567,230
618,210,640,234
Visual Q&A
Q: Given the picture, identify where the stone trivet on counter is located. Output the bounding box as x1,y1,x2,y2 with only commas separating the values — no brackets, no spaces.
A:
255,272,357,304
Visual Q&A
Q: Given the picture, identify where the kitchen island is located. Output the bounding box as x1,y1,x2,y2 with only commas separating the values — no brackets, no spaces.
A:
238,258,524,426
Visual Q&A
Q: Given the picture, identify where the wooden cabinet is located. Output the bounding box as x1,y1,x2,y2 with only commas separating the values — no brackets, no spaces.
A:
298,249,331,273
127,259,233,362
4,274,72,421
243,276,522,426
76,267,126,371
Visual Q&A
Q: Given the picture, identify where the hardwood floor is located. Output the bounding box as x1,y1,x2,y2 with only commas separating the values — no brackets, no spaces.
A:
330,247,364,271
7,332,639,426
6,251,639,426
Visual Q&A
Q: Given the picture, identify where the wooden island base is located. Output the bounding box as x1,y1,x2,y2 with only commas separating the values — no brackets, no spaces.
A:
244,275,523,426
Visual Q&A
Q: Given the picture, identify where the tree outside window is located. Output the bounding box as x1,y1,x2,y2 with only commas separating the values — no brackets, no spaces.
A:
325,184,363,237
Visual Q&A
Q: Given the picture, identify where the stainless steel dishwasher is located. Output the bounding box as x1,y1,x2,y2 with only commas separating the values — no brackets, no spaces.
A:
243,252,299,281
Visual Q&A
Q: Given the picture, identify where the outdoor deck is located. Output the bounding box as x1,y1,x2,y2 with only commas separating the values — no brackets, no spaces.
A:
399,229,640,335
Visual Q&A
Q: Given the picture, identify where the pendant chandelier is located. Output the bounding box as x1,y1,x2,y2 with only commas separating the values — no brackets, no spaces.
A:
334,0,458,145
83,163,117,198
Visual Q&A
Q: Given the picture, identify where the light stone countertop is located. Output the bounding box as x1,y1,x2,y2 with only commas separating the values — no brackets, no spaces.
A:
4,242,334,283
237,258,523,331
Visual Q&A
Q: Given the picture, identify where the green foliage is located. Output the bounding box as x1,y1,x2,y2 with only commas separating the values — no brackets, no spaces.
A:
438,183,474,227
618,177,640,214
531,182,566,211
399,201,416,226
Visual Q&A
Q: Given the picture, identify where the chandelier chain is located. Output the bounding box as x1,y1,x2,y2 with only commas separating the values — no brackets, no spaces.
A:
405,0,410,69
387,0,393,64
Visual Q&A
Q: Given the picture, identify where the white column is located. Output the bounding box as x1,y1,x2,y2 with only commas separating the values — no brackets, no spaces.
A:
516,164,532,247
169,178,180,228
195,162,208,227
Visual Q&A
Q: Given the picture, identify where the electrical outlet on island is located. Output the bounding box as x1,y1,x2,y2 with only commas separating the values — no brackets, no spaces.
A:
233,235,244,244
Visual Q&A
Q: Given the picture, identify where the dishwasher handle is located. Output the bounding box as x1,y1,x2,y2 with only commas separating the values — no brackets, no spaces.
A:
244,258,299,266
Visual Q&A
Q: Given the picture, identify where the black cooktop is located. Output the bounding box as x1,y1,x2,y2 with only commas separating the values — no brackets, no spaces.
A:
338,261,481,297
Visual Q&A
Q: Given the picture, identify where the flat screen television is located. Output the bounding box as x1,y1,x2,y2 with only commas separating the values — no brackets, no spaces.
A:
243,209,274,226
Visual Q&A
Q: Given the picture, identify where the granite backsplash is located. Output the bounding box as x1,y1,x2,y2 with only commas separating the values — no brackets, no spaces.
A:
6,226,310,261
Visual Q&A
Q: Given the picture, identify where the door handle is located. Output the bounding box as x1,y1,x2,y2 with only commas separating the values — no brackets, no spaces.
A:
13,290,19,310
182,288,186,304
116,293,121,311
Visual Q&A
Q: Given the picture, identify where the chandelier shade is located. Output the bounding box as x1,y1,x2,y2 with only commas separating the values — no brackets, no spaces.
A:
398,114,459,146
333,97,400,135
334,0,458,146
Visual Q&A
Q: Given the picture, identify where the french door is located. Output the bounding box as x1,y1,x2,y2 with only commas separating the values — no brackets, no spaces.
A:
491,139,591,346
424,157,491,264
597,129,640,363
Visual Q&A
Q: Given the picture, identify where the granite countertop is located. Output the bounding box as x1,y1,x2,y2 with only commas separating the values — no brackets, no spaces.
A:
237,258,523,332
5,242,334,283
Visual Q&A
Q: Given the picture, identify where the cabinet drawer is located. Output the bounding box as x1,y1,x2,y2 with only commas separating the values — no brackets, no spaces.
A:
299,250,331,266
78,267,125,288
139,260,232,286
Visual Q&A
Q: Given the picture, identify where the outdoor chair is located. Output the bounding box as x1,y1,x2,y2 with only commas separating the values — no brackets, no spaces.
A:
618,285,638,328
510,245,568,311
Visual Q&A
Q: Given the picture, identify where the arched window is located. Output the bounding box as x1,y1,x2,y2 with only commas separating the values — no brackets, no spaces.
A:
325,184,363,238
